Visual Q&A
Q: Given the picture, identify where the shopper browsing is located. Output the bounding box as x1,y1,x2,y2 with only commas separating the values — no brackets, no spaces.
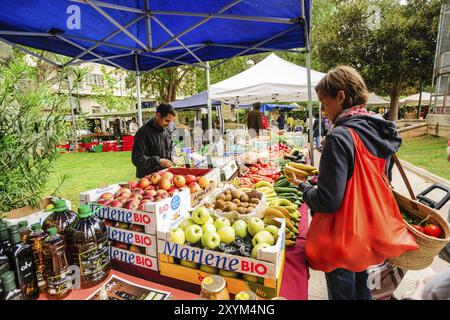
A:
129,117,139,135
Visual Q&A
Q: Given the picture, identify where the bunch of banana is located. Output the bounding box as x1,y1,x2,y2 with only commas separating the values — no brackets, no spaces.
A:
263,198,302,247
253,181,277,202
283,162,318,180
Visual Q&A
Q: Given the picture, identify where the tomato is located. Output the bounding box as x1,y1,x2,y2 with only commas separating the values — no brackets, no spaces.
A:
423,224,442,238
411,225,424,233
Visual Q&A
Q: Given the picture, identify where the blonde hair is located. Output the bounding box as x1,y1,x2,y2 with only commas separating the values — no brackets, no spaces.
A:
315,66,368,110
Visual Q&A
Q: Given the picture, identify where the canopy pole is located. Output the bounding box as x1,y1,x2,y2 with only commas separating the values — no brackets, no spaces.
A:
318,104,321,140
206,61,213,144
136,72,142,127
66,77,78,151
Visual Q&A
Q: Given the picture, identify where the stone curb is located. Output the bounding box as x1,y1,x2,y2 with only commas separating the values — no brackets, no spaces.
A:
399,159,450,187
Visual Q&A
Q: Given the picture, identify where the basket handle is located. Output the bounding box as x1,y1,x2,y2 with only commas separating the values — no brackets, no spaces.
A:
392,154,417,201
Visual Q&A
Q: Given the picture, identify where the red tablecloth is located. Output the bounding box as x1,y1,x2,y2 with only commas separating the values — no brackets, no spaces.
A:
279,203,309,300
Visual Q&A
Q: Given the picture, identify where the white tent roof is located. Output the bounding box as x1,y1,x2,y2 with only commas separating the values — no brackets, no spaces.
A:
209,53,326,104
399,92,445,106
367,92,390,106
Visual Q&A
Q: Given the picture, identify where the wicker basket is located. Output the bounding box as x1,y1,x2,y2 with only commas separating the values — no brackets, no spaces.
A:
387,190,450,270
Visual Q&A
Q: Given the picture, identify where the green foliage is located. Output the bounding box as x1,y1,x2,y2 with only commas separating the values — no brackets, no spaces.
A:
0,59,69,215
92,66,133,111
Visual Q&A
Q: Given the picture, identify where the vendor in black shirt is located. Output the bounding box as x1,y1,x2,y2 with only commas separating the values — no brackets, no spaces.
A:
132,103,176,178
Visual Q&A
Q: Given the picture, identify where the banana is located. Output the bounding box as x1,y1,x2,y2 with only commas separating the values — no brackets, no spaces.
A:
283,205,298,212
285,231,296,240
269,205,291,220
270,198,296,207
283,165,309,179
286,240,296,247
239,187,252,192
287,162,317,173
254,181,274,189
264,208,285,219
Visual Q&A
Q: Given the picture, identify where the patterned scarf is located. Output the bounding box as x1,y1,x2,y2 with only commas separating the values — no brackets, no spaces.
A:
333,104,374,124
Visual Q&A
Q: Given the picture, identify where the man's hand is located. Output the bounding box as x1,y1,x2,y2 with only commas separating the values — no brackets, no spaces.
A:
160,159,173,168
285,172,306,187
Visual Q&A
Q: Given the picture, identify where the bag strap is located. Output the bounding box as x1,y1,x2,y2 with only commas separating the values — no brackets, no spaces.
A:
392,154,416,200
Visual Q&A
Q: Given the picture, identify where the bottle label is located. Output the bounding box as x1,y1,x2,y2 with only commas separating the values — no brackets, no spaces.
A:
17,254,38,297
47,270,72,295
76,240,110,276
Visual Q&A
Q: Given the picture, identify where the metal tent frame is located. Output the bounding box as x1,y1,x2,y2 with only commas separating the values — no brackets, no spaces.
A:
0,0,315,163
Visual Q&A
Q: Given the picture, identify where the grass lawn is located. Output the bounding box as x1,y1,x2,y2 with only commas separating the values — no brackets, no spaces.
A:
397,135,449,181
44,151,136,210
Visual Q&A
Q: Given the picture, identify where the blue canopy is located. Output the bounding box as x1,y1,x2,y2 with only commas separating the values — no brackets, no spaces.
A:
261,103,295,112
171,91,220,109
0,0,311,72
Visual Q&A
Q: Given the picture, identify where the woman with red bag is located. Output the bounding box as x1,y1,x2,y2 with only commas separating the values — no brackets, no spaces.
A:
286,66,418,300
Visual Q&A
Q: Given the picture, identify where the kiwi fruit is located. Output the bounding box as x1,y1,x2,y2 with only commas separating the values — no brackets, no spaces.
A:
216,193,226,201
215,199,226,210
231,189,242,200
205,203,214,209
241,202,249,208
224,203,236,212
246,207,253,213
225,194,233,201
225,189,232,195
232,199,241,205
240,194,249,203
237,207,246,215
250,198,260,204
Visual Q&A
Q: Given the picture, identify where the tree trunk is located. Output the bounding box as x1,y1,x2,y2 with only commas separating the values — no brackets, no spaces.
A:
388,73,404,121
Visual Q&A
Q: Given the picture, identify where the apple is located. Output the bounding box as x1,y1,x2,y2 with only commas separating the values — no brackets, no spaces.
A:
129,194,143,202
128,181,138,190
109,200,123,208
202,223,216,234
199,264,218,274
150,173,162,185
115,222,129,230
129,224,145,233
198,176,210,189
140,198,153,204
218,226,235,244
145,185,155,191
214,217,231,231
180,259,199,269
103,219,114,227
185,175,197,185
174,175,186,188
192,206,211,225
132,188,145,196
201,231,221,250
188,182,201,193
179,218,196,231
159,178,172,191
113,241,128,250
162,172,174,181
138,177,151,189
128,245,142,254
252,230,275,247
207,217,214,225
156,190,169,198
169,227,185,245
264,225,279,242
116,188,131,197
218,269,240,279
185,225,203,244
99,192,114,200
96,199,110,205
243,274,258,283
232,220,248,238
124,200,139,210
167,187,177,196
247,217,265,237
144,189,157,197
251,242,270,259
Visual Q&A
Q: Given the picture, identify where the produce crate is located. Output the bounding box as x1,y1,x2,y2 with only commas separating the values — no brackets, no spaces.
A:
156,218,286,299
92,144,103,153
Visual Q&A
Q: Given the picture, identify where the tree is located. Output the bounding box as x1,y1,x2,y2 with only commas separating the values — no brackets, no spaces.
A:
314,0,442,120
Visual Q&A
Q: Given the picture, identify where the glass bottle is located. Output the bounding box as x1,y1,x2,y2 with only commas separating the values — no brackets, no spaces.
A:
18,220,32,243
27,223,47,293
42,200,77,239
0,271,23,300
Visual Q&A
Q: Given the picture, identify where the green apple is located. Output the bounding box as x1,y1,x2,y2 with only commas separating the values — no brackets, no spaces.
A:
185,225,203,244
192,206,211,225
214,217,231,230
251,242,270,259
218,269,240,278
252,230,275,247
201,231,221,250
169,227,185,245
180,259,199,269
264,225,279,242
179,218,196,231
201,223,216,234
218,226,235,244
247,217,265,237
232,220,248,238
207,217,214,225
199,264,218,274
243,274,258,283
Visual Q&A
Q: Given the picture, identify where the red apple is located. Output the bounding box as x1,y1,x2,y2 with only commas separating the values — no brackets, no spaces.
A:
115,196,129,203
189,182,201,193
150,173,162,186
113,242,128,250
167,187,178,196
144,189,157,197
128,181,138,190
138,177,150,189
109,200,123,208
132,188,145,196
129,224,145,233
128,245,142,253
162,172,174,181
185,175,197,185
129,194,143,202
124,200,139,210
99,192,114,200
156,190,168,198
173,175,186,188
103,219,114,227
198,176,211,189
145,185,155,191
159,178,172,191
97,199,110,205
117,187,131,196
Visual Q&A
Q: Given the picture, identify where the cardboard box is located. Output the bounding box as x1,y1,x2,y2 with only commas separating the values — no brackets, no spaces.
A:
107,226,157,256
109,246,159,271
2,197,72,227
157,218,285,279
190,182,216,207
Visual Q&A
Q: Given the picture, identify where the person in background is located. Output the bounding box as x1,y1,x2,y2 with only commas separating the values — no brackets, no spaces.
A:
247,102,264,136
287,113,295,132
113,118,121,143
262,112,269,130
277,109,286,131
132,103,176,178
323,116,331,136
129,117,139,136
312,113,325,150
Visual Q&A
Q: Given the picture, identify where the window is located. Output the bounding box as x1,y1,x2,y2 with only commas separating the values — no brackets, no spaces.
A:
85,74,104,87
92,106,101,114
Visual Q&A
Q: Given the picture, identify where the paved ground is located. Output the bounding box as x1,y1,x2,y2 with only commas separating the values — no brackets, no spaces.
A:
307,149,450,300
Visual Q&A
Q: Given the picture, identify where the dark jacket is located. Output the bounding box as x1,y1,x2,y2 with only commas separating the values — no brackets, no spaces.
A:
313,118,325,137
300,115,402,213
132,118,173,178
247,110,263,134
277,114,285,130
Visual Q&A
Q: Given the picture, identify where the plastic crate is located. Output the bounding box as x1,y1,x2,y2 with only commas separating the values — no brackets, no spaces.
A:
92,144,103,153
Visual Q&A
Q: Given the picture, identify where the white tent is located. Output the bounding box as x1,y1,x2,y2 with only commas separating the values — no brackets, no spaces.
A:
367,92,390,106
399,92,445,106
210,53,325,104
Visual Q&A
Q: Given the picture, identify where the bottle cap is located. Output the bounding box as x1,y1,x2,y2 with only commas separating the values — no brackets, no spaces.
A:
9,230,22,245
78,205,94,218
53,200,68,212
7,225,19,235
47,227,57,236
30,223,42,231
18,221,28,229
